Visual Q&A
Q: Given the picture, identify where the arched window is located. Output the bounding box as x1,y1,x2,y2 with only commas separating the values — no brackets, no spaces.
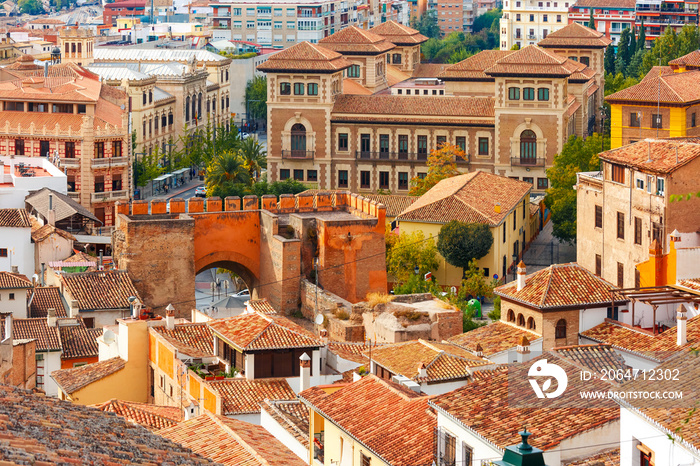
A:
517,314,525,327
520,130,537,164
191,97,196,123
555,319,567,339
527,317,535,330
185,96,190,122
198,93,202,118
291,123,306,155
507,310,515,323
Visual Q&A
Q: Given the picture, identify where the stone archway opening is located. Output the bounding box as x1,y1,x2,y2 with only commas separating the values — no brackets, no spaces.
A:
195,260,260,317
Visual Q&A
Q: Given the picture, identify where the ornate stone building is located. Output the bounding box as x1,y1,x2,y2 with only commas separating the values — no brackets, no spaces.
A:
260,21,611,195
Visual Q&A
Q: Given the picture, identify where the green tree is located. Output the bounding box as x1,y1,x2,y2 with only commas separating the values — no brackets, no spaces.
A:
135,149,164,187
385,227,439,285
617,27,631,73
626,48,645,79
457,259,498,300
393,273,443,295
511,42,520,50
587,9,595,29
604,42,616,75
448,48,472,64
409,143,466,196
238,137,267,183
637,19,646,52
437,221,493,275
206,151,250,193
544,134,605,243
472,8,502,33
488,296,501,321
244,76,267,123
604,72,640,96
410,10,441,39
19,0,43,14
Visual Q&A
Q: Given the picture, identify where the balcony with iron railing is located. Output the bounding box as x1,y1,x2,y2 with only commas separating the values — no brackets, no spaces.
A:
62,157,80,168
282,150,315,160
91,156,129,169
511,157,546,167
67,191,80,201
353,150,454,163
91,189,129,203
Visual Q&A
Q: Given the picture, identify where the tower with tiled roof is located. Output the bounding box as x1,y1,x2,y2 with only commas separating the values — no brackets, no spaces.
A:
370,21,428,73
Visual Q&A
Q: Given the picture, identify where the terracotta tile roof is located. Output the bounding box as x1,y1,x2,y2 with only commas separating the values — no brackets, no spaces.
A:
342,77,373,95
13,318,61,351
25,187,100,224
63,251,98,266
28,286,68,318
551,343,628,374
61,270,141,311
0,208,31,228
411,63,447,78
299,375,435,466
485,45,581,77
93,399,182,430
495,263,623,309
369,20,428,45
429,358,619,451
152,323,215,358
439,50,515,80
397,171,531,226
159,411,306,466
565,448,620,466
332,94,495,120
319,25,395,54
0,384,214,465
247,298,277,315
606,70,700,104
0,271,32,289
676,277,700,293
571,0,634,8
327,340,386,365
538,22,612,48
598,138,700,174
59,320,98,359
51,356,126,394
361,194,417,217
581,315,700,358
260,399,309,448
257,41,353,73
370,339,491,382
208,313,322,351
386,64,411,86
29,18,66,24
670,50,700,68
31,223,76,242
448,321,541,356
208,378,297,415
570,64,596,82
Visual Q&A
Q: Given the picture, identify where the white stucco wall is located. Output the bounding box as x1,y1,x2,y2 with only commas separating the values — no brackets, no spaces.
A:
489,338,543,364
42,350,63,397
36,235,73,273
620,407,700,466
0,288,28,319
548,420,620,464
580,306,623,333
436,410,503,465
325,351,362,374
0,156,67,208
228,413,261,425
260,407,308,461
0,226,33,278
78,310,124,329
421,379,469,396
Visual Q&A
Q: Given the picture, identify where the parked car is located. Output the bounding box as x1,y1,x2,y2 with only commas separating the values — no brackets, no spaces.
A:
195,186,206,197
233,289,249,298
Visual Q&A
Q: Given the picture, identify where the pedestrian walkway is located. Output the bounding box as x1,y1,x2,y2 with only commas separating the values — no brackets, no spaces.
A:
522,220,577,274
144,177,203,201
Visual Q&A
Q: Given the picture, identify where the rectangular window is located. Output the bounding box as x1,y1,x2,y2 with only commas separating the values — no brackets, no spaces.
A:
634,217,642,245
65,141,75,158
543,14,548,21
442,432,456,466
293,83,304,95
361,134,371,155
380,134,390,155
95,142,104,158
246,21,255,28
523,87,535,100
347,64,361,78
307,83,318,95
656,177,665,196
617,212,625,239
463,444,473,466
233,7,241,15
652,113,663,129
13,139,24,155
478,137,489,155
113,141,122,158
692,112,697,127
94,175,104,193
595,205,602,228
417,135,427,158
617,262,624,287
280,169,290,180
436,135,446,147
287,21,295,28
503,222,507,243
580,56,590,66
0,249,6,257
9,293,14,300
557,14,562,22
611,163,625,183
280,82,291,95
455,136,466,152
360,171,370,189
307,170,317,182
112,173,122,191
293,169,304,181
508,87,520,100
338,170,348,188
630,112,640,127
361,453,371,466
398,172,408,190
595,254,602,276
338,133,348,151
537,88,549,101
379,171,389,189
636,178,644,190
29,102,49,112
398,135,408,157
537,178,548,189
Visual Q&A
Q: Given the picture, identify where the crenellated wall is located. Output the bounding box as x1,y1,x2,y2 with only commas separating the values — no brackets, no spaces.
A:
113,192,387,317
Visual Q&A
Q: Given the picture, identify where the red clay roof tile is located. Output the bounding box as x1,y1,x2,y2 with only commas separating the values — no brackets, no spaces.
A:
598,138,700,174
208,313,321,351
51,356,126,394
209,378,297,415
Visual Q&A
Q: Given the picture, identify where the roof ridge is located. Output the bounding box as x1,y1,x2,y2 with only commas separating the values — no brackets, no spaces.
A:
263,399,309,441
659,74,684,101
539,266,555,306
208,412,272,466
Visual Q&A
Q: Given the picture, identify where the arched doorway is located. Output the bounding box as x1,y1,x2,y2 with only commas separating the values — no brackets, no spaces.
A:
520,130,537,165
291,123,306,157
195,260,259,319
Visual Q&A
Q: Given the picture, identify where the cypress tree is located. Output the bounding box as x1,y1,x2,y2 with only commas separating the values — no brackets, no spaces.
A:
605,43,616,75
588,9,595,29
630,26,637,55
637,19,646,52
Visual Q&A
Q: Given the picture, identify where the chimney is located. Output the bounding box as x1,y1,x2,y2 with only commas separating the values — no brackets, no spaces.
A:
417,362,427,379
299,352,311,392
670,229,681,245
43,61,48,78
47,308,57,327
48,194,55,226
98,251,103,271
70,300,79,318
475,343,484,358
677,304,687,346
516,336,530,363
10,265,18,274
165,303,175,330
516,261,527,291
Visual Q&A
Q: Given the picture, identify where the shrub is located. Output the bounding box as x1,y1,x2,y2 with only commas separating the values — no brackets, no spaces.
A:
366,292,393,308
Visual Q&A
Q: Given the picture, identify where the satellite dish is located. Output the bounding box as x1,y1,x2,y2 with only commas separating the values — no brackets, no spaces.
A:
314,314,324,325
103,329,116,344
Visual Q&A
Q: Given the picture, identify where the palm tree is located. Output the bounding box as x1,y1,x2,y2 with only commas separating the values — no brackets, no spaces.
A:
206,151,250,190
238,137,267,183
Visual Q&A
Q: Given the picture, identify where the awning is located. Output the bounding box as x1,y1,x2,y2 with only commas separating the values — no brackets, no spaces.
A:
72,234,112,244
173,168,189,175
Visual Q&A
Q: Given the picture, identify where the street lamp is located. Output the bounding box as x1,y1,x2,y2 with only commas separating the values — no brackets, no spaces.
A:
414,265,420,276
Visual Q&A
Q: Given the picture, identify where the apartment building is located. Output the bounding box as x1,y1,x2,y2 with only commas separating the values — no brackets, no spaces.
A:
209,0,402,47
430,0,465,34
103,0,147,26
260,21,609,195
636,0,699,44
568,0,636,47
500,0,570,49
575,138,700,289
